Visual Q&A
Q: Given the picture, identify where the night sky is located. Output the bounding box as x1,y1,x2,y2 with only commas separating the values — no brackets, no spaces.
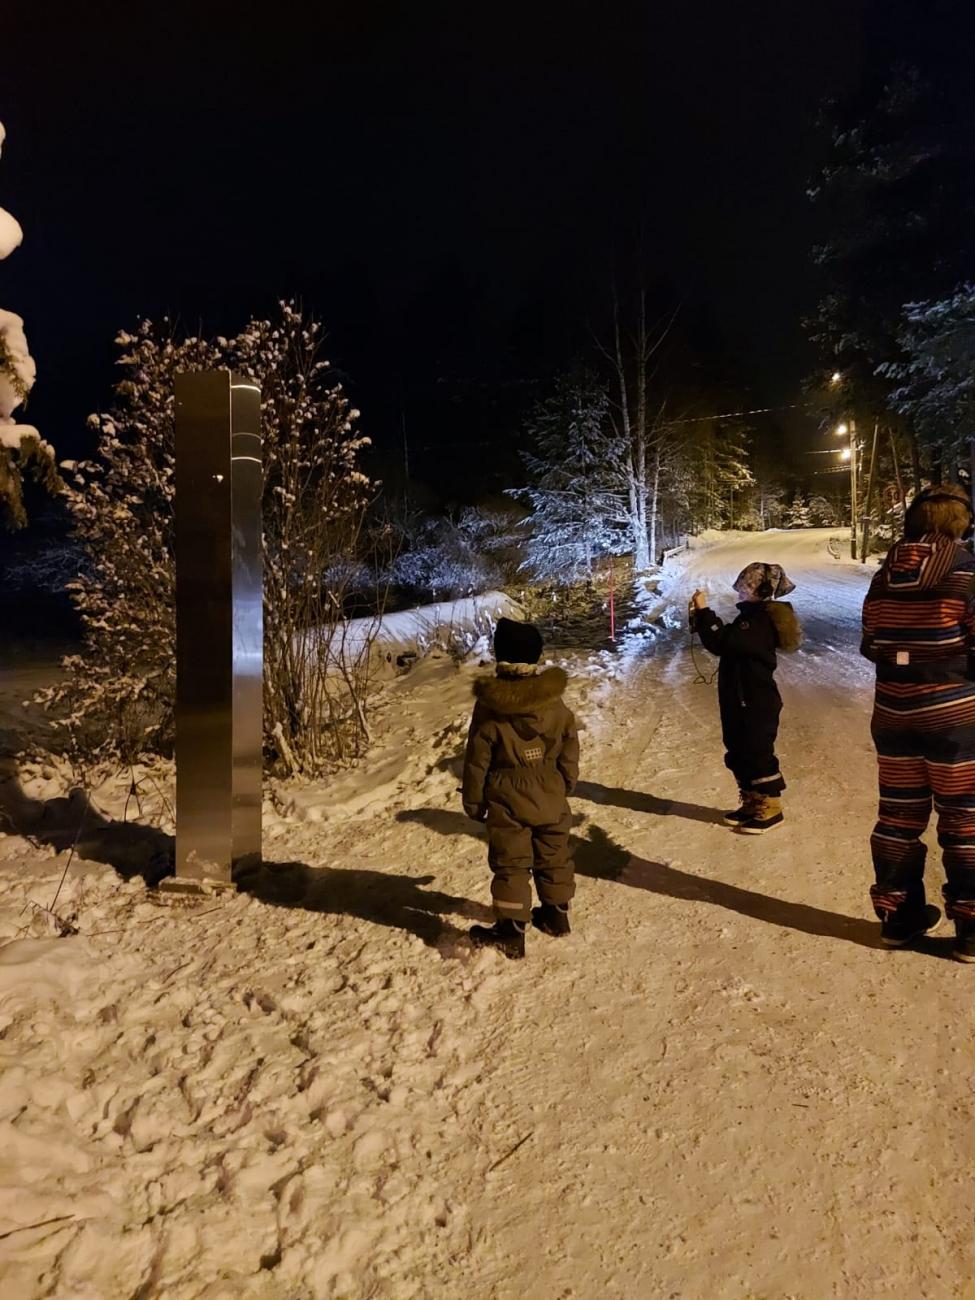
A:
3,0,971,499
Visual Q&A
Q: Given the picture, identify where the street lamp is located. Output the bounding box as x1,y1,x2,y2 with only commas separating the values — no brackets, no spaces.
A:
825,370,861,556
836,419,859,558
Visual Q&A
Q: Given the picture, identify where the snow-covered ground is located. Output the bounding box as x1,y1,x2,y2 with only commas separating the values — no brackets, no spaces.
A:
344,590,524,664
2,529,973,1299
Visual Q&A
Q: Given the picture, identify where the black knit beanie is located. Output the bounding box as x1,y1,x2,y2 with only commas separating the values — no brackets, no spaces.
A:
493,617,543,665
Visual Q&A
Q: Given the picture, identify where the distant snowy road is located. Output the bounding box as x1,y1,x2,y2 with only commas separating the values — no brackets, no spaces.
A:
674,526,874,687
2,530,973,1299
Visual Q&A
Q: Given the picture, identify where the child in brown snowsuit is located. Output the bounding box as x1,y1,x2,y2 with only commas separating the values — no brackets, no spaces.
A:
462,617,579,959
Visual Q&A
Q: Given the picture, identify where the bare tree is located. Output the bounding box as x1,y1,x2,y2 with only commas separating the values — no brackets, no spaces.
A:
601,288,679,567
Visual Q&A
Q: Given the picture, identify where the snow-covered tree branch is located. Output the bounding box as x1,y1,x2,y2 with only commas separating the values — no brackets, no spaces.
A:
0,120,59,530
880,283,975,491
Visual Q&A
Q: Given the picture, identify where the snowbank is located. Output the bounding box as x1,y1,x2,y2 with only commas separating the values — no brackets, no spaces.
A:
341,591,525,664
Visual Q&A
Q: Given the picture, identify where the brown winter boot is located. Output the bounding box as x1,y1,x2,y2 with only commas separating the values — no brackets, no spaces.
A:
723,790,761,827
738,795,784,835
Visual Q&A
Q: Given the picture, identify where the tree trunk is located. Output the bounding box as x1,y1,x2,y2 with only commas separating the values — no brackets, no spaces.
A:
909,429,923,493
648,448,661,565
931,443,944,484
633,291,649,565
889,428,907,515
613,286,650,571
627,452,650,570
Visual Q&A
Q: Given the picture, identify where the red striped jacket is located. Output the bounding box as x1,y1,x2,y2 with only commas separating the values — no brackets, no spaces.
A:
861,532,975,683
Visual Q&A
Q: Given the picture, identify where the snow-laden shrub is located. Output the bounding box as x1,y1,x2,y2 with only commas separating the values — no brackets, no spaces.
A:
389,506,525,603
41,303,375,775
0,531,87,594
807,494,844,526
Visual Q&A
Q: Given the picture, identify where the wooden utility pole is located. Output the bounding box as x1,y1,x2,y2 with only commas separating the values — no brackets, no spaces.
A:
849,418,859,560
860,421,880,562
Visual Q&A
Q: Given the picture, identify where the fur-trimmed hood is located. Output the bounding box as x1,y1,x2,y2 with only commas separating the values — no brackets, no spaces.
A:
473,666,569,716
767,600,802,653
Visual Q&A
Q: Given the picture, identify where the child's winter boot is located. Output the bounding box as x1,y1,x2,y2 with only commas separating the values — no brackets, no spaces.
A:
880,903,941,948
532,902,571,937
738,795,784,835
952,919,975,963
723,789,761,827
469,918,526,960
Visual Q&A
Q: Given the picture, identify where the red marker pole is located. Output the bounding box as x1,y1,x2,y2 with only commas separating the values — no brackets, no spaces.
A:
609,555,616,642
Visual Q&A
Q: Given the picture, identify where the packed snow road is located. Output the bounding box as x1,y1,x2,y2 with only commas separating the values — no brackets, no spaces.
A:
1,529,973,1299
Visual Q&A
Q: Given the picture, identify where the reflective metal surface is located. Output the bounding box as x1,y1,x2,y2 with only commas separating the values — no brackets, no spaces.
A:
230,380,263,872
175,371,263,883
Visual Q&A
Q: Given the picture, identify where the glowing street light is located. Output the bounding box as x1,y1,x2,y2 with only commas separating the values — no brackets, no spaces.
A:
830,371,843,386
835,422,849,436
839,447,851,461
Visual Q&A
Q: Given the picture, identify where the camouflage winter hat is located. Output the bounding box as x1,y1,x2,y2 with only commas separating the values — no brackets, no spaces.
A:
733,562,796,600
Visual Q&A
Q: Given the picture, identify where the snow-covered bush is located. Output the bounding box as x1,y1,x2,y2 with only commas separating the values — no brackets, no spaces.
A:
0,530,87,594
389,505,525,602
42,304,375,774
0,121,59,530
807,494,843,526
785,493,813,528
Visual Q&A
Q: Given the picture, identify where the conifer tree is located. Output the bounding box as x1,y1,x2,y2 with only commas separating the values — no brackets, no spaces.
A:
511,371,627,584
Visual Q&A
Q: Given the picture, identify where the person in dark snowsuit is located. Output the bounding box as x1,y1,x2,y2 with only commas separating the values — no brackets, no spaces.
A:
861,483,975,959
689,562,801,833
462,617,579,960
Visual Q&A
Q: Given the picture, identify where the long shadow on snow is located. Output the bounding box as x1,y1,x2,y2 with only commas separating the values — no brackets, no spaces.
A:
573,780,726,826
236,858,492,949
621,850,883,949
396,808,631,883
0,756,173,885
398,806,900,950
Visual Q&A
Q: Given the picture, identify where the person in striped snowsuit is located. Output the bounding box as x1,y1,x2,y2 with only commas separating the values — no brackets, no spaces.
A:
861,484,975,960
